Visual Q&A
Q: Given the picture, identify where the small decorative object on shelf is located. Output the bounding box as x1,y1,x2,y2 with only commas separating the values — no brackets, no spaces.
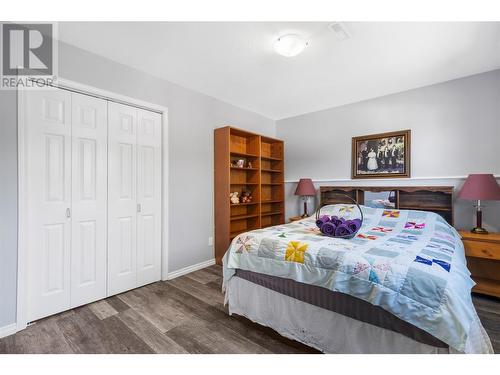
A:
247,161,253,169
294,178,316,218
240,190,253,203
315,194,363,239
230,192,240,204
457,174,500,234
236,159,245,168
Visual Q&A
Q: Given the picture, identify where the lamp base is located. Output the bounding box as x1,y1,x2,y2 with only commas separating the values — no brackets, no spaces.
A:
301,198,309,218
471,202,488,234
471,227,489,235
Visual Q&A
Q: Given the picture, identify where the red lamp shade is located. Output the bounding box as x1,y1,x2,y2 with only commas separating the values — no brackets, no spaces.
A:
295,178,316,196
458,174,500,201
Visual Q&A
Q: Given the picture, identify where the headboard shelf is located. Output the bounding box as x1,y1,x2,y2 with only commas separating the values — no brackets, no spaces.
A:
320,186,454,225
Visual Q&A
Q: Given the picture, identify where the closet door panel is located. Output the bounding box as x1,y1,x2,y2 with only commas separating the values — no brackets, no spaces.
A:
137,109,162,286
70,92,108,307
108,102,138,295
25,88,72,322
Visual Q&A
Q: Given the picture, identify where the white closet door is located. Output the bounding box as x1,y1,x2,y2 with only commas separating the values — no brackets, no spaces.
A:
70,92,108,307
136,109,162,286
25,88,72,322
107,102,138,295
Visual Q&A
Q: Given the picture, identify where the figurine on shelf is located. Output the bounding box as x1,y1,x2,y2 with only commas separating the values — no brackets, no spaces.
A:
236,159,245,168
230,192,240,204
240,190,253,203
247,161,253,169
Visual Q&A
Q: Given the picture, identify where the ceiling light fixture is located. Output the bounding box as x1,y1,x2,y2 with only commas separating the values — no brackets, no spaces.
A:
274,34,308,57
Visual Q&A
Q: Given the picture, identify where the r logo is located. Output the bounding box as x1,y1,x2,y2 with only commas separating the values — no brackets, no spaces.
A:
2,23,53,75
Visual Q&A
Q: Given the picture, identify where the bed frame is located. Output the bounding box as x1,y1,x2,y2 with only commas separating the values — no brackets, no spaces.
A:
320,186,454,225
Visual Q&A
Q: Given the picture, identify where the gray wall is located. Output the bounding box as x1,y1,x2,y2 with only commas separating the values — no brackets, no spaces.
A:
0,41,275,328
277,70,500,232
0,90,18,328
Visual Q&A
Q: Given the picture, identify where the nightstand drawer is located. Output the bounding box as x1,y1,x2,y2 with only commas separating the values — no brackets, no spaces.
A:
462,239,500,260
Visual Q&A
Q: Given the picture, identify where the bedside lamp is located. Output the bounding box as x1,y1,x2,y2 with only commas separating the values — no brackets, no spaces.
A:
458,174,500,234
294,178,316,218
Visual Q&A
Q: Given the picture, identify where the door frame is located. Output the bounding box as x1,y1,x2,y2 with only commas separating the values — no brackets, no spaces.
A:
16,78,170,331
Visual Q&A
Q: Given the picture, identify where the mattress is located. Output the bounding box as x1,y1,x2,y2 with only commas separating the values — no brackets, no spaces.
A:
234,268,447,348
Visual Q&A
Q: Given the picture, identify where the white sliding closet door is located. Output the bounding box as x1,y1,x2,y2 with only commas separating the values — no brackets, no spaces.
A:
23,86,163,322
25,88,72,322
108,102,138,295
108,103,162,295
70,92,108,307
137,109,162,286
24,88,109,322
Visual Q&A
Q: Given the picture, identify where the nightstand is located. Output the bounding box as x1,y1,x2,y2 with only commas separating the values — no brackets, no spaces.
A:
289,216,303,223
460,230,500,298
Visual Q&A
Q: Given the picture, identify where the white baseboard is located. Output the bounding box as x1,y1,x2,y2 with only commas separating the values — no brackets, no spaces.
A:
166,258,216,280
0,323,17,339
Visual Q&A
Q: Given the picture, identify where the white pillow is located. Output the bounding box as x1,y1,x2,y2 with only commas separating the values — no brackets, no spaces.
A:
314,203,362,220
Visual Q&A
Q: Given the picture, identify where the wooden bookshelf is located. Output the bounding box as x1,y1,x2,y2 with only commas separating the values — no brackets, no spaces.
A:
214,126,285,264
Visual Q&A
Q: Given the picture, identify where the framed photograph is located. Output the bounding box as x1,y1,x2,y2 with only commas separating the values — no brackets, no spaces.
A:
352,130,411,179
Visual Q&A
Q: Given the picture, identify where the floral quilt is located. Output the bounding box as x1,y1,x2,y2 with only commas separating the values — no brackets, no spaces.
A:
223,205,477,351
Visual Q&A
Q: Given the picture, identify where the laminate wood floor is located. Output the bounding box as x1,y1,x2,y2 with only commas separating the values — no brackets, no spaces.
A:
1,265,498,354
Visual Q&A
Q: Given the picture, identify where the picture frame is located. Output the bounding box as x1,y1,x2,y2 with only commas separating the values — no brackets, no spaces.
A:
352,130,411,179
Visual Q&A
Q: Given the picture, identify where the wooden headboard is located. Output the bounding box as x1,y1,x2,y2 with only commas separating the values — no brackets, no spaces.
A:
320,186,454,225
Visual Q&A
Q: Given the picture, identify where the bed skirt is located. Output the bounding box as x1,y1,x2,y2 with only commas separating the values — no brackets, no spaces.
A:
225,276,493,354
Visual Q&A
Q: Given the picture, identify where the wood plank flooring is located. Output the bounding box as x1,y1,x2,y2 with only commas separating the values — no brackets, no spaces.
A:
0,265,498,354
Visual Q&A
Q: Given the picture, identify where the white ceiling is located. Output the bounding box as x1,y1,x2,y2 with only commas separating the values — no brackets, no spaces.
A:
58,22,500,120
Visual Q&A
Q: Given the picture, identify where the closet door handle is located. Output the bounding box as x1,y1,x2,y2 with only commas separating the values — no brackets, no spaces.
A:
137,204,142,213
66,208,71,218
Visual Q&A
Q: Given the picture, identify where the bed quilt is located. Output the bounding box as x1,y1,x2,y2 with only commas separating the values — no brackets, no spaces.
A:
223,205,477,352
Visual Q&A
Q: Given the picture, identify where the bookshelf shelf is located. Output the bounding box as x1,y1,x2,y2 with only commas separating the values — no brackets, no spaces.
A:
230,166,259,171
230,213,260,221
230,202,259,206
261,155,283,161
261,211,283,217
230,151,259,158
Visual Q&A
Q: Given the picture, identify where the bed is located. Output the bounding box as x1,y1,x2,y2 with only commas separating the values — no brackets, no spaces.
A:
222,186,493,354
